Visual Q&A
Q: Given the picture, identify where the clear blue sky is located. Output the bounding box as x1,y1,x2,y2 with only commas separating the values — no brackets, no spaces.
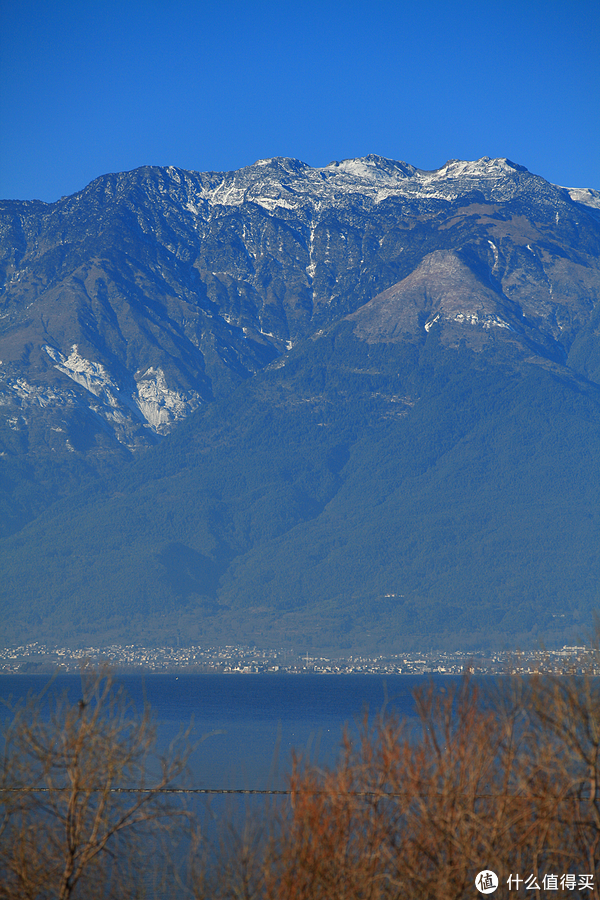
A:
1,0,599,202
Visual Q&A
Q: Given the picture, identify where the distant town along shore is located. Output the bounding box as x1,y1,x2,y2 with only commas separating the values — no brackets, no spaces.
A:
1,642,594,676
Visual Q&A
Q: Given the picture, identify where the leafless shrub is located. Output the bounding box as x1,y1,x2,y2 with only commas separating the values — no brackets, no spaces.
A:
0,665,191,900
196,662,599,899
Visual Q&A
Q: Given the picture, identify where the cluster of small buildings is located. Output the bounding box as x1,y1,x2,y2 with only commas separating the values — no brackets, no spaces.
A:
0,641,595,676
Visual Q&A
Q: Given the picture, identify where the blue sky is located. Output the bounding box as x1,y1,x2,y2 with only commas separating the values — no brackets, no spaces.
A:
1,0,599,202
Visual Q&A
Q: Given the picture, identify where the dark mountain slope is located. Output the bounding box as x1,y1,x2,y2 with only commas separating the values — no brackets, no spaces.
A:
2,324,599,651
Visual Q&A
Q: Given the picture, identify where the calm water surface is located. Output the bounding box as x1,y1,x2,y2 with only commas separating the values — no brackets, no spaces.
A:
0,673,451,790
2,671,478,887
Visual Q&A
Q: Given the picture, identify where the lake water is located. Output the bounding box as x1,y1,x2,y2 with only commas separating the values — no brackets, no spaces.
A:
0,672,451,790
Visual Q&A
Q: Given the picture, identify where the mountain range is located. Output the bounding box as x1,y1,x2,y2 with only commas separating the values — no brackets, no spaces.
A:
1,155,600,652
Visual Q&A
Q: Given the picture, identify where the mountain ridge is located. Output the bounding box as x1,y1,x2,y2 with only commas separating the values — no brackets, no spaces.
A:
1,155,600,651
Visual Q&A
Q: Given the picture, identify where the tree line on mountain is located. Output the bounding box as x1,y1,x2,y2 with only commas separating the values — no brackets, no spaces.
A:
2,651,599,899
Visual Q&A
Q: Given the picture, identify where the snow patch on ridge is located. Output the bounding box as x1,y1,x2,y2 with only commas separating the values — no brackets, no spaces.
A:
450,311,512,330
44,344,120,399
43,345,201,436
424,311,512,332
565,187,600,210
135,367,201,432
0,377,77,409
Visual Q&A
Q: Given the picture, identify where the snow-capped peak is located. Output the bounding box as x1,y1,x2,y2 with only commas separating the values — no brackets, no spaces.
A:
185,154,535,215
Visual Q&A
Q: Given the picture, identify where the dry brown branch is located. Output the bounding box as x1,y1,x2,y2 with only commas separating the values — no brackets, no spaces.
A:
200,667,600,900
0,664,192,900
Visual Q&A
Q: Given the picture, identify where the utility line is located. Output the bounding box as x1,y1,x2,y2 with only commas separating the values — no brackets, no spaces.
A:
1,787,400,796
